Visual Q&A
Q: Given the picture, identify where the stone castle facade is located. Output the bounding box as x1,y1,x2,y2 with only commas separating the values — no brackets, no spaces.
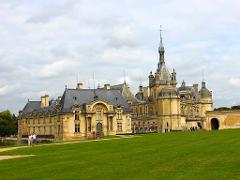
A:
131,31,212,133
18,30,240,142
18,84,133,141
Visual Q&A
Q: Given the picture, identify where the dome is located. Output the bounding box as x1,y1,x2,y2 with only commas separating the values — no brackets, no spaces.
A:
159,86,178,97
199,82,212,98
199,88,212,98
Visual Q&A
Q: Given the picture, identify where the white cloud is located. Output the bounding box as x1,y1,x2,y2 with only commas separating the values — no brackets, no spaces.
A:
0,0,240,113
0,84,20,96
104,26,140,48
229,78,240,87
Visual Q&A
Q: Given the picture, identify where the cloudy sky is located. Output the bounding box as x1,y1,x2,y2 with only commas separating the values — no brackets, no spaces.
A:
0,0,240,113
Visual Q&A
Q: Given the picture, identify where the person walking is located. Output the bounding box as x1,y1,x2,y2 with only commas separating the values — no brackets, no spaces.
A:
28,134,32,146
32,133,37,145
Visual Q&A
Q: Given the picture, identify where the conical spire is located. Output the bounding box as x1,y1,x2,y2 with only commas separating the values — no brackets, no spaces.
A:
157,25,165,71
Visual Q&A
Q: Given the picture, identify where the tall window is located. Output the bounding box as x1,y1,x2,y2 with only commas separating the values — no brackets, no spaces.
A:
75,110,80,120
109,118,113,131
88,118,91,132
117,122,122,132
96,110,102,120
116,111,122,120
50,126,52,134
75,123,80,133
57,125,60,135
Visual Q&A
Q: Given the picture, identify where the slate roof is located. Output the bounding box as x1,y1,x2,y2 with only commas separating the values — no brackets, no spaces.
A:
21,99,60,114
60,88,132,113
158,64,171,82
110,84,125,92
22,101,41,114
21,88,132,115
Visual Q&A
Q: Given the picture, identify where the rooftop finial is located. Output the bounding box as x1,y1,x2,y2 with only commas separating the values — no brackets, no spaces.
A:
157,25,165,71
202,70,205,82
123,69,126,84
160,25,163,47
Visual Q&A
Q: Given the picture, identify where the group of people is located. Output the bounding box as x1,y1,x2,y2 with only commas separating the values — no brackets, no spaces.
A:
28,133,37,146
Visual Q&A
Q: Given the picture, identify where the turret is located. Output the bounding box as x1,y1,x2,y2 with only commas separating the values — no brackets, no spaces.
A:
171,69,177,86
199,81,212,99
199,81,213,117
148,71,154,88
157,26,165,72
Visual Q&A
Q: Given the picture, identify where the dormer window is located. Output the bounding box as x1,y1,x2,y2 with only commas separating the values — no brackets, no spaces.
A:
116,110,122,120
75,110,80,120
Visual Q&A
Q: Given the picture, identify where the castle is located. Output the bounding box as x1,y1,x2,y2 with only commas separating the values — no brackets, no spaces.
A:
18,30,240,142
131,30,212,133
18,84,133,141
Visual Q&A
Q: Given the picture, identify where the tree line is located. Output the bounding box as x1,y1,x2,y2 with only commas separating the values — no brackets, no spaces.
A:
214,105,240,111
0,110,17,137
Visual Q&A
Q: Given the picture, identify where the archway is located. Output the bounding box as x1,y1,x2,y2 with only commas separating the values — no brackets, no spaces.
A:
211,118,219,130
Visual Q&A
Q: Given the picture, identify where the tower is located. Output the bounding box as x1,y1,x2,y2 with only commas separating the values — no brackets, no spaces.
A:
199,81,213,117
157,26,165,72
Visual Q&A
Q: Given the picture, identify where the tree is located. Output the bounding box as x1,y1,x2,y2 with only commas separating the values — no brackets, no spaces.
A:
231,106,240,110
214,107,230,111
0,110,17,137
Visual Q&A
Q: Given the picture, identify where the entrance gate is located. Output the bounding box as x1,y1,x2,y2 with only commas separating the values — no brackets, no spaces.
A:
211,118,219,130
96,122,103,138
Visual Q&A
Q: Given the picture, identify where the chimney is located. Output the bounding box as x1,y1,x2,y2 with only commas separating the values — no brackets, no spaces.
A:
76,83,84,90
41,95,49,108
143,87,148,99
104,84,111,90
193,84,198,92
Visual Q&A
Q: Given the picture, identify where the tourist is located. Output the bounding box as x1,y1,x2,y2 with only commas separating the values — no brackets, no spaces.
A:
28,134,32,146
32,133,37,145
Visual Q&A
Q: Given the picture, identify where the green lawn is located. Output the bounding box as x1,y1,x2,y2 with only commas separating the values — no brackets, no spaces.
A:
0,130,240,179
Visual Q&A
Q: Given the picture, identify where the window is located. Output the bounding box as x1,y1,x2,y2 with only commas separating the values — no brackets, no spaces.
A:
75,123,80,133
75,110,80,120
88,118,91,132
109,118,113,131
116,111,122,120
57,125,60,135
96,110,102,120
117,122,122,132
50,126,52,134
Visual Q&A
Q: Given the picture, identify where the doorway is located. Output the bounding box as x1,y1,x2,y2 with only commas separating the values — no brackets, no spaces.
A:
211,118,219,130
96,122,103,137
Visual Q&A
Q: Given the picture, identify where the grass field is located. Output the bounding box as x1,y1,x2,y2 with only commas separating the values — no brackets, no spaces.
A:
0,130,240,179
